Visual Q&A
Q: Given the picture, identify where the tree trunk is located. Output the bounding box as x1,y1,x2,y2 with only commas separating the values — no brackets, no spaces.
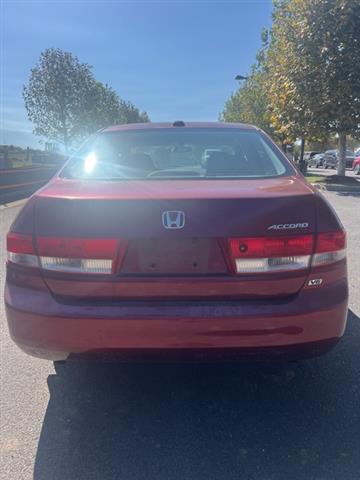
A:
337,133,346,176
299,137,306,174
60,104,69,154
63,131,69,154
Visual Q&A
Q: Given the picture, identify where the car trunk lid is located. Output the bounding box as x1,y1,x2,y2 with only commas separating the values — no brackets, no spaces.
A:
33,176,316,300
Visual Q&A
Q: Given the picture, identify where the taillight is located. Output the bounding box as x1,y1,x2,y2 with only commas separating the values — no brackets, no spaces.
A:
36,237,119,274
312,231,346,266
7,233,39,268
227,231,346,274
7,233,127,274
228,235,313,274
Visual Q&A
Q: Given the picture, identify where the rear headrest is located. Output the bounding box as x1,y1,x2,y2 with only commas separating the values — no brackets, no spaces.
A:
206,151,246,176
120,153,155,176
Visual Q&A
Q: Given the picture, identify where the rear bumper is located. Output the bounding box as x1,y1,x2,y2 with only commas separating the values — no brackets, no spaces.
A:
5,281,348,360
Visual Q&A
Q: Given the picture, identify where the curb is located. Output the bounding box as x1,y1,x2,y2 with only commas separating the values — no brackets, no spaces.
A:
0,198,27,210
312,183,360,194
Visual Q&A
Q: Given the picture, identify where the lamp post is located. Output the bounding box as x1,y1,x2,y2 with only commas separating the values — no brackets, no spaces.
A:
235,74,248,81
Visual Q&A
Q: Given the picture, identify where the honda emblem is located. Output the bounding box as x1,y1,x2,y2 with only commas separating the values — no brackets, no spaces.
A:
162,211,185,229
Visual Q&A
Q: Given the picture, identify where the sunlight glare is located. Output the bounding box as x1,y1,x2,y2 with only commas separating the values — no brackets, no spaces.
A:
84,152,97,173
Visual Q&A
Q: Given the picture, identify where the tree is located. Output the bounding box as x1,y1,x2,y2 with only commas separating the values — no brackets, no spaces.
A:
23,48,96,151
267,0,360,175
221,71,274,135
221,31,278,141
266,0,324,169
304,0,360,175
79,82,149,136
119,100,149,124
23,48,150,151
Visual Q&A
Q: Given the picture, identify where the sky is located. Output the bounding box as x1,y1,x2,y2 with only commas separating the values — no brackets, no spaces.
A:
1,0,273,148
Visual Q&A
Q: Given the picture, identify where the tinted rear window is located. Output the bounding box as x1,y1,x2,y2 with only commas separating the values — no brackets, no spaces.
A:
62,128,292,180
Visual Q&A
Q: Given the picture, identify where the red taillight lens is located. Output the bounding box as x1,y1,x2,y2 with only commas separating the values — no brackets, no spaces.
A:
7,232,39,268
316,231,346,253
227,231,346,274
312,230,346,267
228,235,314,259
36,237,126,274
228,235,314,274
7,234,127,274
7,232,34,254
36,237,119,259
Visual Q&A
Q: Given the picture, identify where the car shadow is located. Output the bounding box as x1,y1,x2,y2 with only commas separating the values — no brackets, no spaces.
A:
34,309,360,480
335,191,360,198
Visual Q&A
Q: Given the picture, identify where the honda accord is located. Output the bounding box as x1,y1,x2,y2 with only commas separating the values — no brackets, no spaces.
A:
5,122,348,361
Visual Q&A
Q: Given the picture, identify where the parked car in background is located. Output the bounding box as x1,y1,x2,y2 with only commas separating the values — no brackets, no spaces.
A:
5,122,348,362
352,156,360,175
354,148,360,157
323,150,337,169
323,150,355,169
304,151,319,164
307,153,324,168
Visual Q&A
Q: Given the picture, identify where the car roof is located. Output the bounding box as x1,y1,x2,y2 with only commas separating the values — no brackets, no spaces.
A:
102,122,258,133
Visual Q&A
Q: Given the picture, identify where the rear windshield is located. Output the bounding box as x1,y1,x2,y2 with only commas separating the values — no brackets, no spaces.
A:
62,128,292,180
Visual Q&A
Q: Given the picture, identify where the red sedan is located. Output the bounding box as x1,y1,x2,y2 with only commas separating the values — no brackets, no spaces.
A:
353,156,360,175
5,122,348,362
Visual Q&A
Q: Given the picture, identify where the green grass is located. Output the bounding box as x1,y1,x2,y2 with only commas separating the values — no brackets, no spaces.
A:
306,173,360,188
306,175,327,183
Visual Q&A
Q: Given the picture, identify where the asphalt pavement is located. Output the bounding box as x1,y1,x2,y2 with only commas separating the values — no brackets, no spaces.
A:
0,192,359,480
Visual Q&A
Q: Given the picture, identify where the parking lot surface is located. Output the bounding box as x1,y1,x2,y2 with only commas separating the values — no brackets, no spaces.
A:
1,191,359,480
307,166,360,179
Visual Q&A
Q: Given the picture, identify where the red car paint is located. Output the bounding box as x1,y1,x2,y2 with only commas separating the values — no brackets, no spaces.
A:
352,156,360,174
5,123,348,360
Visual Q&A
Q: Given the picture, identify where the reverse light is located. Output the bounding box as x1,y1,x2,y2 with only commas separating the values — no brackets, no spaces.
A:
235,255,311,273
39,257,113,274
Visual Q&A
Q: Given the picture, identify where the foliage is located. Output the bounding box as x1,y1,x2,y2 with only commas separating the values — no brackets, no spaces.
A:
220,32,280,142
267,0,360,174
298,0,360,137
79,82,149,136
221,71,274,137
23,48,149,150
222,0,360,175
267,0,314,145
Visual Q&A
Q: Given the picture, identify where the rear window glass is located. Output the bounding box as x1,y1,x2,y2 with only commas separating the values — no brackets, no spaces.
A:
62,128,292,180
